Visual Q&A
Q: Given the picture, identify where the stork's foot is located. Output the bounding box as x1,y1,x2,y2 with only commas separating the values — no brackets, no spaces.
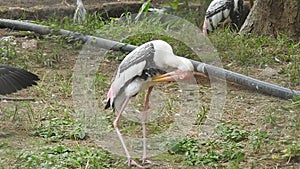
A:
125,159,143,168
142,159,160,166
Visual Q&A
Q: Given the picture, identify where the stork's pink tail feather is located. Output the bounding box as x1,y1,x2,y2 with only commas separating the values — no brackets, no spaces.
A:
202,18,208,35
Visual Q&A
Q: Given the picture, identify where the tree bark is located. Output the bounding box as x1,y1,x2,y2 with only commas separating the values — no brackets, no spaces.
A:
240,0,300,41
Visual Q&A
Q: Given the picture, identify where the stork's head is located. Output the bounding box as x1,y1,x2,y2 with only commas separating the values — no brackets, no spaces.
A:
151,40,194,72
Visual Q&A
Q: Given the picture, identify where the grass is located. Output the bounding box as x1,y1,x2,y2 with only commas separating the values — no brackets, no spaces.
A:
31,113,86,141
18,145,114,168
169,123,264,167
210,30,300,67
0,1,300,168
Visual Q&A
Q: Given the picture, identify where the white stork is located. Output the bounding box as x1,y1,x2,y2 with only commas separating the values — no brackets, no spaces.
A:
203,0,244,35
105,40,203,167
0,65,39,95
73,0,86,23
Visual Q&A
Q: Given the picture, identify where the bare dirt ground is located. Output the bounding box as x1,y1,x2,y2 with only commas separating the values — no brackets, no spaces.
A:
0,0,115,7
0,0,171,7
0,0,145,20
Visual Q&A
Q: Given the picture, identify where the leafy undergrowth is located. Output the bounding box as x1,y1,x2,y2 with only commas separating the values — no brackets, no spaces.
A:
31,113,86,141
170,123,267,167
169,122,300,168
1,1,300,168
18,145,114,169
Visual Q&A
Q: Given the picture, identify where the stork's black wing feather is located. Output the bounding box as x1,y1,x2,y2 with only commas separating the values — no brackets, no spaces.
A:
0,65,39,95
205,0,233,18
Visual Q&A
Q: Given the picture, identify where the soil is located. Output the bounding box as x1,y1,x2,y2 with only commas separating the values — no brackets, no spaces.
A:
0,0,144,20
0,0,165,8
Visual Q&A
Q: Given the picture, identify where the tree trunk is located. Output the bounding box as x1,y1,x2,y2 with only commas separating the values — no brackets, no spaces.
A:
239,0,300,41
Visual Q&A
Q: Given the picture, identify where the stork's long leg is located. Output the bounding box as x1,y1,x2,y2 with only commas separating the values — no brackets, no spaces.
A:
141,86,153,164
113,96,142,167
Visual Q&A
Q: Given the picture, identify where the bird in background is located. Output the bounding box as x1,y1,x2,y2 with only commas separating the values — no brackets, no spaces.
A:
73,0,86,23
105,40,205,167
202,0,245,35
0,65,39,95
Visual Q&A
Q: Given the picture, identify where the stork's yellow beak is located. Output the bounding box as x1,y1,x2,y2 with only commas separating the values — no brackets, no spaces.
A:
151,71,200,82
151,73,175,82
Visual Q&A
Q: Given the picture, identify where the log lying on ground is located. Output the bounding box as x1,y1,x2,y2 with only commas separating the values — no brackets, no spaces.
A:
0,18,299,99
0,2,143,20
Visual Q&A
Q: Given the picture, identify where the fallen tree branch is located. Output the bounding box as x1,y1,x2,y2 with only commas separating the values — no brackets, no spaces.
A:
0,97,36,102
0,18,299,99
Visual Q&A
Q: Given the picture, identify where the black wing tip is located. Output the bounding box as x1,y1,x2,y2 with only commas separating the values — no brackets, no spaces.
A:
0,79,39,95
0,65,40,95
104,98,115,110
104,99,110,109
31,73,40,81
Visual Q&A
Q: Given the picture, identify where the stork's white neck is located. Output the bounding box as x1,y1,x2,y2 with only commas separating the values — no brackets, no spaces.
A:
175,56,194,71
152,40,194,71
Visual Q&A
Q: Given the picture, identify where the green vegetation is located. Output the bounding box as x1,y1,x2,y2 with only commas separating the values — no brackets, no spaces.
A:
0,0,299,168
169,123,270,167
18,145,114,168
31,113,86,141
